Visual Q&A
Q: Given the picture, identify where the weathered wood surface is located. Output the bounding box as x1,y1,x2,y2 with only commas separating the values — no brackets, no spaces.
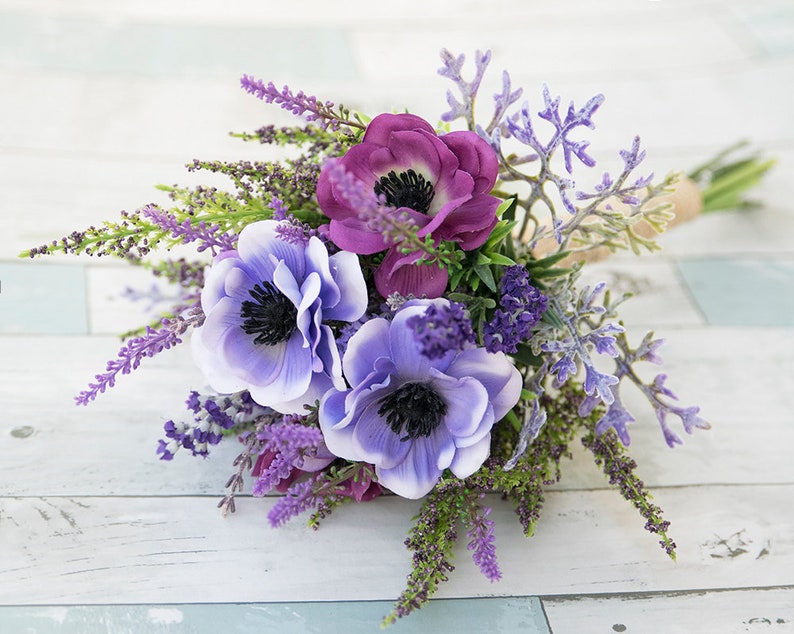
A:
2,485,793,604
2,0,794,631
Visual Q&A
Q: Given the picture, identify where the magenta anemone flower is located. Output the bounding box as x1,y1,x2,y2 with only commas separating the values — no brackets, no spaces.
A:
316,113,501,298
318,299,522,499
191,220,367,414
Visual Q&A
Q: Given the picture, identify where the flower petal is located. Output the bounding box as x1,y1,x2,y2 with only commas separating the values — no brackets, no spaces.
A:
322,249,368,322
441,130,499,193
351,400,412,470
374,248,449,300
343,317,392,388
430,372,489,439
237,220,304,281
247,332,311,406
449,434,491,479
362,113,436,146
375,433,449,499
445,348,523,420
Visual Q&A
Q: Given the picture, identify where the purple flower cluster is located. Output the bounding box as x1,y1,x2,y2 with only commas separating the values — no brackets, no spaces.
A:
240,75,357,131
157,390,267,460
250,421,329,495
483,265,547,354
465,501,501,582
406,300,475,360
141,204,236,255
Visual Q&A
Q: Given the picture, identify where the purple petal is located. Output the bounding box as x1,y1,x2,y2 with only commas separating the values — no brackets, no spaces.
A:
343,318,392,388
374,247,449,299
445,348,522,420
247,333,311,405
323,249,368,322
362,113,436,146
200,255,239,312
319,389,363,459
440,130,499,193
237,220,304,281
375,432,449,499
430,372,489,439
305,236,340,310
220,325,285,387
449,434,491,479
190,328,247,394
351,400,412,470
387,303,438,380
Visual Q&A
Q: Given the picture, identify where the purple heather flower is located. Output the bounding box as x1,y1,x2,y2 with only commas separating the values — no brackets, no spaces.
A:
191,220,367,413
316,113,501,298
319,298,522,499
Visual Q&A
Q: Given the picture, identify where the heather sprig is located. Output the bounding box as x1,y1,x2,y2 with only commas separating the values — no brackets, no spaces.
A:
382,479,462,626
483,264,548,354
461,496,501,582
406,300,476,360
582,428,677,558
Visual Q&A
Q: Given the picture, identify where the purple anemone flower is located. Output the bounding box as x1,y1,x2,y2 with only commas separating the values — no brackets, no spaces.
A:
191,220,367,413
319,299,522,499
316,113,501,298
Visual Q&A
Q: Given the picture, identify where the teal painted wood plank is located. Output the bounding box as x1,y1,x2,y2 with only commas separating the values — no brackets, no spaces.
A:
0,598,550,633
0,12,357,80
677,257,794,327
0,262,87,334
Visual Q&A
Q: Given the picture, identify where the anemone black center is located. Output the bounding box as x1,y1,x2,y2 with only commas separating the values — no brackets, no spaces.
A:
240,281,297,346
378,382,447,441
373,169,435,214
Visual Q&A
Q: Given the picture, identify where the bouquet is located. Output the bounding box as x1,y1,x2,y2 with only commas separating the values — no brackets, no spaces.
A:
24,49,772,625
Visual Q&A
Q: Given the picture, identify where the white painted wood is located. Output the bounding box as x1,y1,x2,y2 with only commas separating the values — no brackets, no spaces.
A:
0,485,792,604
543,588,794,634
1,325,792,497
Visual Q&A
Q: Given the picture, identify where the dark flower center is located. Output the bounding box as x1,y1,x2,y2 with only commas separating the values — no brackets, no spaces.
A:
374,169,435,214
240,282,298,346
378,382,447,441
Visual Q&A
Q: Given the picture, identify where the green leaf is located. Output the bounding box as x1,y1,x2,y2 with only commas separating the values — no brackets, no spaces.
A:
473,264,497,292
496,196,518,222
487,252,516,266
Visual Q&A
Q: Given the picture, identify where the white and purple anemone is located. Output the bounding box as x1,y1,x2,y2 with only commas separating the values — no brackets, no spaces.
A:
319,299,522,499
192,220,367,414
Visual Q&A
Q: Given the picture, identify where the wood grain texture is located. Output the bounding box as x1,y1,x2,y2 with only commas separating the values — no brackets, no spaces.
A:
1,485,792,604
543,587,794,634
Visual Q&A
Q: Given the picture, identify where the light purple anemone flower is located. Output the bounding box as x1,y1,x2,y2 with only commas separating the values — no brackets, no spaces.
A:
316,113,501,298
191,220,367,414
319,299,522,499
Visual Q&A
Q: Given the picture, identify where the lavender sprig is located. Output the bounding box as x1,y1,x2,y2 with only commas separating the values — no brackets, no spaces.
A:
462,496,501,582
141,204,236,255
240,75,365,131
251,421,324,495
75,306,204,405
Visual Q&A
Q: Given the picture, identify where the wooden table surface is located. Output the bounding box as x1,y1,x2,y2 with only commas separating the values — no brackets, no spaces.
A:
2,1,793,632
